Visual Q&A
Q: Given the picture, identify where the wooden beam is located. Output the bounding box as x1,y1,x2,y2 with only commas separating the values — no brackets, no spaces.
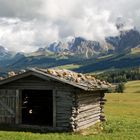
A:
75,120,100,131
15,90,20,124
53,90,56,128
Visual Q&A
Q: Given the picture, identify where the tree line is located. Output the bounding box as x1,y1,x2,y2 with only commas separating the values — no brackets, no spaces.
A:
95,67,140,93
96,67,140,83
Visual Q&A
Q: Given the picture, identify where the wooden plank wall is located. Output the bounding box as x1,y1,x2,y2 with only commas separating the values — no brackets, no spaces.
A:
0,76,74,91
0,76,53,90
71,91,104,131
0,75,75,131
55,90,74,131
0,90,17,124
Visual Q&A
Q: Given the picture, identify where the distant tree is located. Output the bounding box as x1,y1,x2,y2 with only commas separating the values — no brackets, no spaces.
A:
116,82,125,93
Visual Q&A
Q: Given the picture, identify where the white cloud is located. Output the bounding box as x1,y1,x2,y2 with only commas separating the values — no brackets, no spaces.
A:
0,18,59,52
0,0,139,52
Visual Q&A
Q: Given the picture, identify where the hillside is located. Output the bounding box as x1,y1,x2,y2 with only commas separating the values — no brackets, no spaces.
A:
75,51,140,73
124,80,140,93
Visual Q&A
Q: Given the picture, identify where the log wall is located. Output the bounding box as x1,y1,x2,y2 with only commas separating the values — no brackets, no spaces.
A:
71,91,106,131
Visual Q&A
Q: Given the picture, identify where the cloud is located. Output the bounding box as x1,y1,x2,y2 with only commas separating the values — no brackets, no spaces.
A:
0,0,139,52
0,18,59,52
0,0,42,19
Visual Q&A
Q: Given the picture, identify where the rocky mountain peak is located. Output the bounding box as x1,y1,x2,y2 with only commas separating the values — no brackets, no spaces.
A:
0,46,8,53
0,46,10,58
106,28,140,52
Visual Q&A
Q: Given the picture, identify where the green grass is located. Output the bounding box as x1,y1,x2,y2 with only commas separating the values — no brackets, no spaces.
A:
56,64,81,70
124,80,140,93
97,54,113,60
0,81,140,140
131,48,140,54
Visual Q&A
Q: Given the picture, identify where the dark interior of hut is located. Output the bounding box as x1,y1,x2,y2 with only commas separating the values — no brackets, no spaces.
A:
22,90,53,126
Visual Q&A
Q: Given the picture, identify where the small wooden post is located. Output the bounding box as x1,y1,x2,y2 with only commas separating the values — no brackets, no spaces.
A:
15,90,21,124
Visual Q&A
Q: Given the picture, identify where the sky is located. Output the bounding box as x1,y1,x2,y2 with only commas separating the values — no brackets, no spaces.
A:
0,0,140,52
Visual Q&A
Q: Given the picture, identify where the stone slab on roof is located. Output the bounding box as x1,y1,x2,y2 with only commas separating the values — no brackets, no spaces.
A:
0,68,112,91
33,68,112,90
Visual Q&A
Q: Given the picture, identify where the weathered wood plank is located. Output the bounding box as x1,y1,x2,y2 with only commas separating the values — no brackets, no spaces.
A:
77,103,100,109
55,90,73,129
75,110,101,121
15,90,21,124
77,96,100,103
0,90,16,124
0,99,15,115
76,112,100,122
77,92,100,98
78,105,100,113
75,120,100,131
77,94,99,101
57,110,72,114
76,116,100,128
0,115,15,117
56,123,70,127
77,98,99,105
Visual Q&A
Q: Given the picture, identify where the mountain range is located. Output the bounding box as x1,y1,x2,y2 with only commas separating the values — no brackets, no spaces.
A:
0,23,140,74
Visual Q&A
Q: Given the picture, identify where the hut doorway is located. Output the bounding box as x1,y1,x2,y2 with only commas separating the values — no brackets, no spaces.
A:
22,90,53,126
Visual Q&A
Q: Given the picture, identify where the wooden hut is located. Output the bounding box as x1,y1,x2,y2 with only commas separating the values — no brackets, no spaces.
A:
0,68,111,131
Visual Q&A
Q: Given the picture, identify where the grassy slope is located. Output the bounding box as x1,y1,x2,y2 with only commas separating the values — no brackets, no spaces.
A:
103,81,140,140
0,81,140,140
75,52,140,73
55,64,81,70
131,48,140,54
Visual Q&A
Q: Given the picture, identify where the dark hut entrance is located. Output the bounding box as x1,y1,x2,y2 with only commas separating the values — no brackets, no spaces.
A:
22,90,53,126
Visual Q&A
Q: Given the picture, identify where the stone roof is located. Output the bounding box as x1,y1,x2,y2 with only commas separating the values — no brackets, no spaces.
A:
0,68,112,91
34,68,112,90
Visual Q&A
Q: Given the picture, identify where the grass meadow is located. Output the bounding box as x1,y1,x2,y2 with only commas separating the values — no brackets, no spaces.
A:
0,81,140,140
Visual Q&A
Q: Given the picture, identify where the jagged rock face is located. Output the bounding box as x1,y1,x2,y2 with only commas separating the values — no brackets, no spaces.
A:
47,41,69,53
0,46,13,60
46,37,106,58
106,29,140,52
70,37,103,58
23,29,140,58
